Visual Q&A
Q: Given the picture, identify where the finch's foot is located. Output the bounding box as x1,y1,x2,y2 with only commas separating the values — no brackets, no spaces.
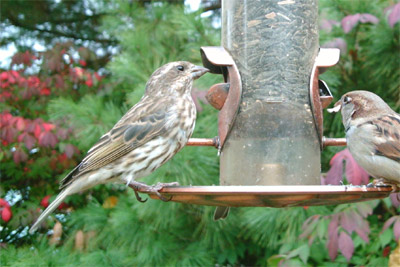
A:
367,179,398,191
128,181,179,202
128,181,148,203
150,182,179,201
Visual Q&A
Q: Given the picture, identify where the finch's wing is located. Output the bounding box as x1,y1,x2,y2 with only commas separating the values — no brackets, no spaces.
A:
370,114,400,163
60,99,172,189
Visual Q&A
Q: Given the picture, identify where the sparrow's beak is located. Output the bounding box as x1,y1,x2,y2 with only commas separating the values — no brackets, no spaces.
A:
191,65,209,79
327,100,342,113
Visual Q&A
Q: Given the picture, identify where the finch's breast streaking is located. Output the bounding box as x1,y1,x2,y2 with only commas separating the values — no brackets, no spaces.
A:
29,61,208,234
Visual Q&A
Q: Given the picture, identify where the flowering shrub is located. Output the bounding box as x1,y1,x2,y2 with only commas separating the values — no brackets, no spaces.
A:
0,43,104,242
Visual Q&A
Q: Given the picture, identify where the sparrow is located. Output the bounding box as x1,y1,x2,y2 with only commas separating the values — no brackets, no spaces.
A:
328,90,400,185
29,61,209,233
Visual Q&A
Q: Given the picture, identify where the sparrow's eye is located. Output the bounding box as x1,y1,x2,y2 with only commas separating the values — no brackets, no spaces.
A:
176,65,184,71
343,96,352,104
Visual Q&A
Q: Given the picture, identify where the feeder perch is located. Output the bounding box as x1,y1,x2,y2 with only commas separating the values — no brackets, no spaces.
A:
138,0,398,207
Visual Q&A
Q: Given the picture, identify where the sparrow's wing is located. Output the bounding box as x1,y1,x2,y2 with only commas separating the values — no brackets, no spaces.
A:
370,114,400,163
60,99,172,189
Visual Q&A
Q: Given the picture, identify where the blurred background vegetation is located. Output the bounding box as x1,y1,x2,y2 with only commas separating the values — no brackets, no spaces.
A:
0,0,399,265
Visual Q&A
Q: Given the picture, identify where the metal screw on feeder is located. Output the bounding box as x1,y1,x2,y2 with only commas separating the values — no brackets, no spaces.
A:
138,0,397,207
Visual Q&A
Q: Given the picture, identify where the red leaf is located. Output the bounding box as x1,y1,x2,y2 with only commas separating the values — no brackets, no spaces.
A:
344,150,370,185
94,72,102,81
340,211,357,234
300,215,320,239
85,77,93,87
64,144,76,158
13,148,28,163
327,228,338,260
342,13,379,33
56,128,69,140
18,133,36,150
394,219,400,240
357,203,373,217
383,246,391,257
359,14,379,24
338,231,354,261
322,38,347,55
0,112,12,127
40,88,51,96
15,117,26,131
40,195,51,208
28,123,44,139
1,126,17,143
388,3,400,28
0,72,8,81
342,14,361,33
390,193,400,208
79,60,87,66
38,131,58,148
382,216,398,232
73,67,84,78
27,76,40,88
191,90,208,112
0,199,10,208
1,207,12,222
42,122,55,132
57,202,69,210
10,70,20,80
355,219,370,243
54,74,65,89
327,215,339,260
24,134,36,150
325,149,370,185
320,19,339,32
325,150,345,185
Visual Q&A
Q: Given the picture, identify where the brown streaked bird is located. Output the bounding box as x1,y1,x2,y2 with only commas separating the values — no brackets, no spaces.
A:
29,61,209,234
328,90,400,186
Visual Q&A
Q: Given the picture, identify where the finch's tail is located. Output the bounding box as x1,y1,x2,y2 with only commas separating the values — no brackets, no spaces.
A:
213,206,230,220
29,188,71,234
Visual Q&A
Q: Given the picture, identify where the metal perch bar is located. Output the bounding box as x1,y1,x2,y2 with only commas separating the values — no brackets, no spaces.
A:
187,137,346,148
186,137,219,148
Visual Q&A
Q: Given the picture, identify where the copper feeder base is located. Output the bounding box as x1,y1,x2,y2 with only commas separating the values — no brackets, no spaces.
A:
137,185,397,207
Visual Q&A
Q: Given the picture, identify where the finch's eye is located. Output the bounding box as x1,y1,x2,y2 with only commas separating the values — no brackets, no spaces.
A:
343,96,352,104
177,65,184,71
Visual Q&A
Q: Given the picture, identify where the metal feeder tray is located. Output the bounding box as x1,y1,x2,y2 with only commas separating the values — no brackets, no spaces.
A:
137,185,397,207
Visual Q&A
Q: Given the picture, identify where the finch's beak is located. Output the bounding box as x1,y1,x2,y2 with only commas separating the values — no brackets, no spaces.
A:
191,65,209,79
327,100,342,113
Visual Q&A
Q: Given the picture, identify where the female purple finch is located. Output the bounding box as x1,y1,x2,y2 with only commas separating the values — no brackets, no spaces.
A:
30,61,209,233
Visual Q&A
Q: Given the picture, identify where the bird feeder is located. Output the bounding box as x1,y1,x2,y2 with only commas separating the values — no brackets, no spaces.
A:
138,0,396,207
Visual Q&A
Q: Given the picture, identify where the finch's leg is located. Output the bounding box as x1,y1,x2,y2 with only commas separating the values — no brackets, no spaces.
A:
128,181,179,202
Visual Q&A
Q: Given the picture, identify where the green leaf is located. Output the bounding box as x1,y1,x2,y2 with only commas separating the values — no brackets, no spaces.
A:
267,255,285,267
379,229,393,247
298,244,310,264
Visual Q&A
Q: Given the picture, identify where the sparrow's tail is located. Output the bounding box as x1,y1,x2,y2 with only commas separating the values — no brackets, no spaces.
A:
213,206,230,220
29,188,71,234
